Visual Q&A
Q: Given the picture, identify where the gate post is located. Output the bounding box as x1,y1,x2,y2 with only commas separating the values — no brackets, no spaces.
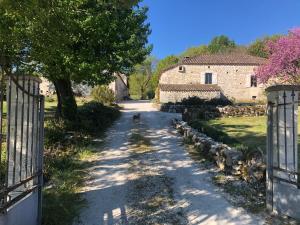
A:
266,85,300,220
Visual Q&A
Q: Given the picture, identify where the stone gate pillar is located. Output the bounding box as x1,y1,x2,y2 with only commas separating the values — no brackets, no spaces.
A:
266,85,300,220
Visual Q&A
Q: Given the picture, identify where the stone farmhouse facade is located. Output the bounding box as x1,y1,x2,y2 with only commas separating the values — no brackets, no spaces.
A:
40,73,129,101
158,53,267,103
108,73,129,101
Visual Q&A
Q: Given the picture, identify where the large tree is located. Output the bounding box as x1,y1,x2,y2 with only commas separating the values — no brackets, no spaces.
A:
181,45,209,58
0,1,30,80
247,35,281,58
129,56,157,99
255,28,300,84
0,0,151,120
208,35,236,53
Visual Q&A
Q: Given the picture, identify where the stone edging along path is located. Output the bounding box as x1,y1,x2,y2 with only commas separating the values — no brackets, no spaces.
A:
171,118,266,183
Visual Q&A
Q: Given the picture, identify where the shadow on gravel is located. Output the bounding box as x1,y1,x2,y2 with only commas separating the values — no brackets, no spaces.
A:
77,107,263,225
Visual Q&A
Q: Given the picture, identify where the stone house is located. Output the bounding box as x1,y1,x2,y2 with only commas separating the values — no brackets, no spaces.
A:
108,73,129,102
40,73,129,101
158,53,267,103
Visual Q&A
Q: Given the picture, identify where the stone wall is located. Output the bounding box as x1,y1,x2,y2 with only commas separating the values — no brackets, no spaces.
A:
159,64,266,102
159,90,220,103
160,104,267,120
172,119,266,183
182,105,267,122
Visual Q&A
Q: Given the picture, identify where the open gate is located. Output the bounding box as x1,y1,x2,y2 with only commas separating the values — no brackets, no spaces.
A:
266,85,300,220
0,74,44,225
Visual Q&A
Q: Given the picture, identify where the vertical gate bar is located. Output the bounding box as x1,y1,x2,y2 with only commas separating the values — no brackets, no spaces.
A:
266,102,274,212
19,75,25,181
25,78,31,179
37,95,44,225
292,90,296,172
30,81,36,176
5,76,12,205
0,75,3,181
34,84,40,176
276,97,280,168
283,91,288,170
12,75,19,184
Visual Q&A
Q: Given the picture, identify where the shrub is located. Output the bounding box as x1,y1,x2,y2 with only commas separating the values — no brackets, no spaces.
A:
206,98,233,106
45,96,55,102
147,89,155,99
77,101,120,134
91,85,115,105
174,96,232,106
181,96,205,105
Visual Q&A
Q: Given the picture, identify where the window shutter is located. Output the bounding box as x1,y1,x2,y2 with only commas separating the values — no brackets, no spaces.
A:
201,73,205,84
212,73,217,84
245,74,251,87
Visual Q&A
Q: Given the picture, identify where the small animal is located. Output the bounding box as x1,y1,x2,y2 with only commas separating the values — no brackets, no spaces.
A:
133,113,141,121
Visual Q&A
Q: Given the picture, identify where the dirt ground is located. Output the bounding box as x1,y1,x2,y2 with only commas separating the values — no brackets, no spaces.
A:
75,101,264,225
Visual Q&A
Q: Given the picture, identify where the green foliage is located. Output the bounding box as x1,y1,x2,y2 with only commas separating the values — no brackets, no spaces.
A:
166,96,232,106
181,96,205,105
77,102,120,134
91,85,115,106
181,45,209,58
129,57,158,99
248,35,281,58
0,0,151,119
208,35,236,53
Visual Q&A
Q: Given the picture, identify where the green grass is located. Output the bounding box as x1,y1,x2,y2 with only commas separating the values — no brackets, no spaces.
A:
205,116,268,151
203,115,300,153
42,101,120,225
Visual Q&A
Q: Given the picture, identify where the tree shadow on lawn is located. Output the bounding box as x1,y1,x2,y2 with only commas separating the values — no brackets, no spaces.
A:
212,123,267,152
190,120,267,153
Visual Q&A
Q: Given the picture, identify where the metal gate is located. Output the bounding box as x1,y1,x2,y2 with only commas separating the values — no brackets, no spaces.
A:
266,85,300,220
0,74,44,225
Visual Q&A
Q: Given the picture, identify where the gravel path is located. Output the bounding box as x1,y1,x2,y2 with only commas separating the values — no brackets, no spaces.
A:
76,101,265,225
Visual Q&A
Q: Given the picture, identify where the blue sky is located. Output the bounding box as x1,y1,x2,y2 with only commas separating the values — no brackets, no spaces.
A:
140,0,300,59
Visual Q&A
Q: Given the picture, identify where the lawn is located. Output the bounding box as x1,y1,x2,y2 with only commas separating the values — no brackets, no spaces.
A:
206,116,268,152
204,115,300,153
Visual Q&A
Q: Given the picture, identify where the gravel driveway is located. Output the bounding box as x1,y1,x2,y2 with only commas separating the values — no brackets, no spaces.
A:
76,101,264,225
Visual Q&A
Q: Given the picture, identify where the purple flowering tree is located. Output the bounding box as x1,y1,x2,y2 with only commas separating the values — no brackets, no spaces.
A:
255,28,300,84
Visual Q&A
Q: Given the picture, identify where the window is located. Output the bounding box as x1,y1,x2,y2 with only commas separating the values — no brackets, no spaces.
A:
250,75,257,87
205,73,212,84
179,66,185,73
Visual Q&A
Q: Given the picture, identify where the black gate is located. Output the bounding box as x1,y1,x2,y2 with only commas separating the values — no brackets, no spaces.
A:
0,74,44,225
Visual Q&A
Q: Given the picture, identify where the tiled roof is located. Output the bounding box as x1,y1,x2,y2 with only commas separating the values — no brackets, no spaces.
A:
182,53,267,65
159,84,221,92
160,53,267,76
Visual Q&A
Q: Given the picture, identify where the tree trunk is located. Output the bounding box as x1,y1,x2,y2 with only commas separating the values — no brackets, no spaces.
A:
53,78,77,121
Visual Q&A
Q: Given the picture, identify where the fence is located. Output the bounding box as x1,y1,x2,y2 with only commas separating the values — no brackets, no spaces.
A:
266,85,300,220
0,74,44,225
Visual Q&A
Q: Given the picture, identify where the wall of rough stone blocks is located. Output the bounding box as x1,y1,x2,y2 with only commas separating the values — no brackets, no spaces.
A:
159,64,266,102
159,90,220,103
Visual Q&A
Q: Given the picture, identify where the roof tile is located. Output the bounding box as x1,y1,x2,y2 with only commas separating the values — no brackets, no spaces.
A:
182,53,266,65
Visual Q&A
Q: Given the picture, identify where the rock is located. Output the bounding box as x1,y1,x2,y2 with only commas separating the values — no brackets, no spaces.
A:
223,149,243,167
192,134,199,143
232,164,242,171
216,157,225,170
194,142,203,151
